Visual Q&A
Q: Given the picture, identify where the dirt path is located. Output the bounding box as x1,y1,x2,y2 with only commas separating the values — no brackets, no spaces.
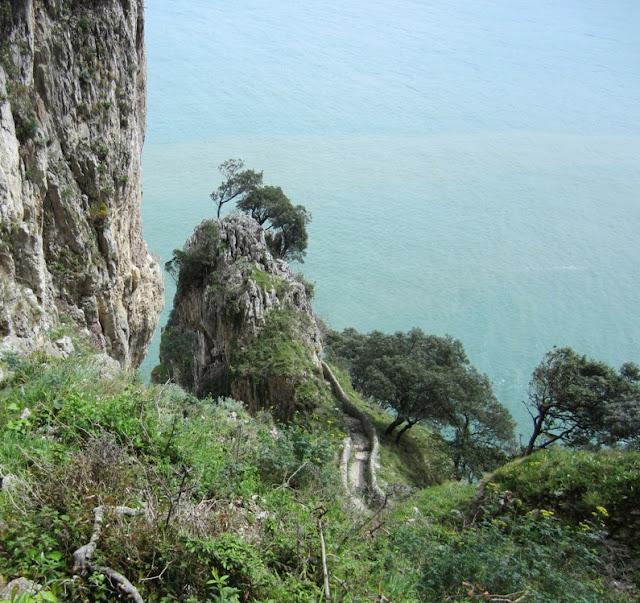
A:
345,415,370,491
322,362,386,509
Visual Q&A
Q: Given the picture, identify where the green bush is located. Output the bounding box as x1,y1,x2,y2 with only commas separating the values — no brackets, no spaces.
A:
88,201,109,227
490,448,640,541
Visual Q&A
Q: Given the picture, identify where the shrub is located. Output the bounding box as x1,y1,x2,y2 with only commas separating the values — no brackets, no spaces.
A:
88,202,109,228
490,448,640,545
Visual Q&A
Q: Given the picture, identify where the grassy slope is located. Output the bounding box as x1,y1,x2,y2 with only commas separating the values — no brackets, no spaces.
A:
0,338,638,602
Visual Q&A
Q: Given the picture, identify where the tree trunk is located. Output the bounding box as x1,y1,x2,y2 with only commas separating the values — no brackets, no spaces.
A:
395,420,416,443
526,414,545,455
385,416,405,436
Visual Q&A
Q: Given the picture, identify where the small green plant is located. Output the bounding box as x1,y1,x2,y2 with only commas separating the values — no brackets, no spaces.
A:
206,568,240,603
76,16,90,31
88,202,109,227
92,143,108,160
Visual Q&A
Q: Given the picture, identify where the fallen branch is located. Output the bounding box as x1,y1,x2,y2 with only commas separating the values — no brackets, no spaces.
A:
277,460,310,490
73,504,146,603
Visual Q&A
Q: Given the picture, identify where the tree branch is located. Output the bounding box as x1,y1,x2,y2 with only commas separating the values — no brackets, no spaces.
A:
73,504,146,603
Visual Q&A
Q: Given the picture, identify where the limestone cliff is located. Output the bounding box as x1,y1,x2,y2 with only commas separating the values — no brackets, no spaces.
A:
158,215,323,420
0,0,163,367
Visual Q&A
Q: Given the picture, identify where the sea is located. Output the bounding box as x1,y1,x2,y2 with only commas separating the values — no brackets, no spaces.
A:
139,0,640,439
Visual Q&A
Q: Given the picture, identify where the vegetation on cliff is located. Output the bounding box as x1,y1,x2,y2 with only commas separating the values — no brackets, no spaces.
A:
1,339,638,602
210,159,311,262
326,327,516,481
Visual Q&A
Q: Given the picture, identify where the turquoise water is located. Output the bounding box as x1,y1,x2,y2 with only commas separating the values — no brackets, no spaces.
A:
140,0,640,437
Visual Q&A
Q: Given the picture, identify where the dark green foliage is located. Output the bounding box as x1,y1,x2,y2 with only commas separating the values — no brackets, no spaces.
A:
415,496,611,602
326,327,515,479
525,347,640,454
383,477,637,602
237,185,312,263
165,220,220,289
155,310,196,389
210,158,263,219
0,1,12,33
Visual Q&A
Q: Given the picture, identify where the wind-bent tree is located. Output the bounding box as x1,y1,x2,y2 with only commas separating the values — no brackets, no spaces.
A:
525,347,640,455
210,158,263,218
325,327,515,478
237,185,311,263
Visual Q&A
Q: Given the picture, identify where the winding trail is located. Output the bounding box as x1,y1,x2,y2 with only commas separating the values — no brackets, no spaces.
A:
322,362,386,509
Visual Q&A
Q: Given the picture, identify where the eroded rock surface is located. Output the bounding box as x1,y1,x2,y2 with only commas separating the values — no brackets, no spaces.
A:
159,215,323,419
0,0,163,367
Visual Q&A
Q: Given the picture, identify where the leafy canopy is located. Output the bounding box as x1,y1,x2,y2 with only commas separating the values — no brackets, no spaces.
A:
325,327,515,479
210,159,312,263
525,347,640,454
237,184,311,263
210,158,263,218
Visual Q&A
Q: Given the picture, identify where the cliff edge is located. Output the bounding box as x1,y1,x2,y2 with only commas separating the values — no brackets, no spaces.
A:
0,0,163,367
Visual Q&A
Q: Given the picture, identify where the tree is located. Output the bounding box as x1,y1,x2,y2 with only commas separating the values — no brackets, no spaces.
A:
237,185,311,263
443,367,515,480
325,327,515,478
326,328,468,440
524,347,640,455
210,158,263,218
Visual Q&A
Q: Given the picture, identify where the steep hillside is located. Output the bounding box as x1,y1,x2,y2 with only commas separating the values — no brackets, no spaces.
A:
1,346,638,602
0,0,163,367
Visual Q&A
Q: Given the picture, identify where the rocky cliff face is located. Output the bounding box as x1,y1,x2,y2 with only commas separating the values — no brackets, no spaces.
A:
159,215,323,420
0,0,163,367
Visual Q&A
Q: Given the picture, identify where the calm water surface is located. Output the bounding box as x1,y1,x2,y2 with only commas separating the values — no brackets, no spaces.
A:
140,0,640,436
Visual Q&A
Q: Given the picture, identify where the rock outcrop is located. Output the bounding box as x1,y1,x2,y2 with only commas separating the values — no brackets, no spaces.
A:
158,215,323,420
0,0,163,367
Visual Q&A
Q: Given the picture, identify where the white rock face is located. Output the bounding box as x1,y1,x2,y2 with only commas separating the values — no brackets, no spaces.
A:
0,0,163,367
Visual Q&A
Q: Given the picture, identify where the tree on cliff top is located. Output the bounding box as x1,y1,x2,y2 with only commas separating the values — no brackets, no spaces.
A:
210,158,263,218
210,159,311,262
238,185,311,263
525,347,640,455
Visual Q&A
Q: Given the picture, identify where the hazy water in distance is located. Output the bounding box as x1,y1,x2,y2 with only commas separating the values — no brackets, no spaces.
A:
140,0,640,437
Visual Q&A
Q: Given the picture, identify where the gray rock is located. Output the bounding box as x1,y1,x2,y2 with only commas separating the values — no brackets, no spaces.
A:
54,335,75,357
161,215,323,420
92,353,122,379
0,1,163,368
0,577,40,599
1,473,19,492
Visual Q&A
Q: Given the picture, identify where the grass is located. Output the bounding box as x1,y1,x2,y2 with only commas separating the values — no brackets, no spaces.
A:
1,336,638,601
327,364,454,490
